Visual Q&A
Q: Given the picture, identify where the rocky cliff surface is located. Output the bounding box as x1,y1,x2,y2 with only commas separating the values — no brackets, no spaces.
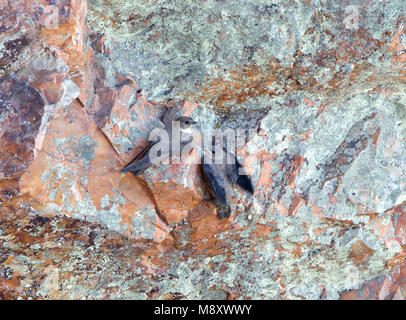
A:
0,0,405,299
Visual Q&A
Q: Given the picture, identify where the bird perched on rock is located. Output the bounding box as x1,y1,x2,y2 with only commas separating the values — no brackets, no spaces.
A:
121,108,254,220
120,115,197,175
202,147,254,219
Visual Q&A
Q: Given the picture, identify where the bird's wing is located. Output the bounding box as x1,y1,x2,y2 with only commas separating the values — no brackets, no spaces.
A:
122,139,158,169
227,155,255,194
121,137,172,174
120,154,152,174
202,163,227,204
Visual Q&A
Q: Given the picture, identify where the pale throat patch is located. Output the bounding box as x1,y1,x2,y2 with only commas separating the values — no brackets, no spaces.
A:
180,127,193,135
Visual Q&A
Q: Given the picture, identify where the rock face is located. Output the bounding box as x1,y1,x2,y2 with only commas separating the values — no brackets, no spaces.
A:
0,0,405,299
0,76,45,178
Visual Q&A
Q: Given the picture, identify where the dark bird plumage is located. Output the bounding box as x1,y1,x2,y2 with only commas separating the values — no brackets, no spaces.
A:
202,147,254,219
121,112,254,220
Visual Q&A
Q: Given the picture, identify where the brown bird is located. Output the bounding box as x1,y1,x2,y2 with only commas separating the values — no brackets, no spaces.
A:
120,116,197,175
202,146,254,219
121,111,254,220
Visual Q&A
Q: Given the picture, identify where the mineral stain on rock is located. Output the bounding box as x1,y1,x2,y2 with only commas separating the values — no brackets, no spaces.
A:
0,36,31,71
0,76,45,178
0,0,405,300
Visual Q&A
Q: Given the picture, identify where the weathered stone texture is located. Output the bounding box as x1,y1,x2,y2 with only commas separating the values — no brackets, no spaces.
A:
0,0,405,299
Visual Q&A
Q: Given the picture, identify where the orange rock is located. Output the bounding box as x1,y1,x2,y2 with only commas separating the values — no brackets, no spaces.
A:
340,259,406,300
387,26,406,65
303,97,314,107
39,0,88,74
109,97,205,224
101,82,163,163
38,82,64,104
19,100,168,242
144,148,205,225
391,203,406,246
188,201,230,241
349,240,375,267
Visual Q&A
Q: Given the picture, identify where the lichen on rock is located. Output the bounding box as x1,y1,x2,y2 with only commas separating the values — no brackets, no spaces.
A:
0,0,405,300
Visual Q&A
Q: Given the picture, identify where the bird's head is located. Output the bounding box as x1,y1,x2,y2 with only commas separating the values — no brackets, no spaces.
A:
176,116,198,130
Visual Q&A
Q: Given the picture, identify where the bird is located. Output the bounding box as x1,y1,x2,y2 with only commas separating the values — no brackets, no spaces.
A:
202,146,254,219
120,115,197,176
121,111,254,220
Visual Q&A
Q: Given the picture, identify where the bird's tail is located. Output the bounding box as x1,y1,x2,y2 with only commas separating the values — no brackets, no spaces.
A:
235,159,254,193
216,201,231,219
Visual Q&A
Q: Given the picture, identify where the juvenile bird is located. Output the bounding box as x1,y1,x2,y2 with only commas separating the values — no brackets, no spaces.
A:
202,147,254,219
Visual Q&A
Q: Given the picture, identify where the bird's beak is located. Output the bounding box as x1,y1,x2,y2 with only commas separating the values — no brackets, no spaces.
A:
192,121,197,125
